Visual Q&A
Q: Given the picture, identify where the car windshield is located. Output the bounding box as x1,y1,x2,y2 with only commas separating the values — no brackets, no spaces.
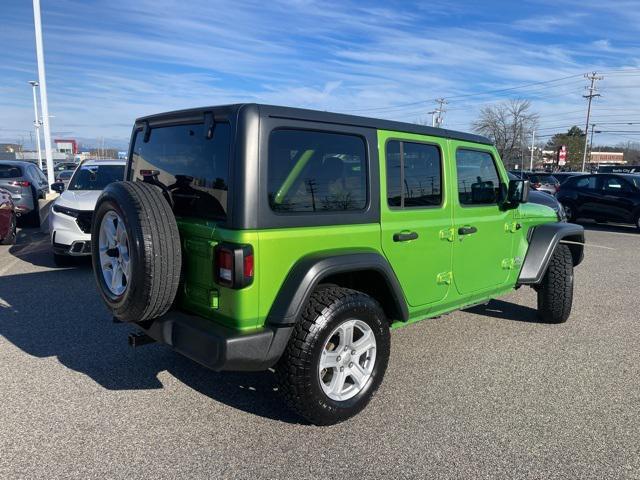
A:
68,164,124,191
0,164,22,178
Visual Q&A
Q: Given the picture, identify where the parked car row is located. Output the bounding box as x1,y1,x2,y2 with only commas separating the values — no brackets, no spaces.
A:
557,173,640,229
509,171,560,194
50,159,126,265
0,160,49,227
510,170,640,230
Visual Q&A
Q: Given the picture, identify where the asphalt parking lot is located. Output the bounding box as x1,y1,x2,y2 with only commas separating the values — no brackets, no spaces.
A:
1,225,639,479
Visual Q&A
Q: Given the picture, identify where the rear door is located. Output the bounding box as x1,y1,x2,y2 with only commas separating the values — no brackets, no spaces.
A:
598,175,636,222
379,131,453,307
450,143,514,295
572,175,600,218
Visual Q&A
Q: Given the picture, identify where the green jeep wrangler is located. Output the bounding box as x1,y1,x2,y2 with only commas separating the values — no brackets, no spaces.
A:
91,104,584,425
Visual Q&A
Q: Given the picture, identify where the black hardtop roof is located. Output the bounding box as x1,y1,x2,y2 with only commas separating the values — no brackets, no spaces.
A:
136,103,493,146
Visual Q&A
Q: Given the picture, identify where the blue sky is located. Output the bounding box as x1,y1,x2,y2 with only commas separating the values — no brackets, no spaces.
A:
1,0,639,149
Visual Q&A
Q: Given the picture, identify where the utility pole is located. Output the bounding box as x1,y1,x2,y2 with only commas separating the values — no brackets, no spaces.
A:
28,81,43,170
32,0,56,187
581,72,603,172
588,123,596,165
427,110,437,127
433,98,448,128
529,130,535,171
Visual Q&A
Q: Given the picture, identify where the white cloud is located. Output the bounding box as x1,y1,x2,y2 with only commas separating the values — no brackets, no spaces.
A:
0,0,639,148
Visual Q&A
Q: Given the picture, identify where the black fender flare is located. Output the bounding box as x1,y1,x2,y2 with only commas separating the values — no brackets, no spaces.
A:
518,222,585,284
266,250,409,326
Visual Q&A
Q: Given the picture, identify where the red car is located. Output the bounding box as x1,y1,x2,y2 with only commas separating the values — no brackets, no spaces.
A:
0,187,17,245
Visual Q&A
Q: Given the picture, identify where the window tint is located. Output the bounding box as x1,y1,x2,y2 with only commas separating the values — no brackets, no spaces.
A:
0,165,22,178
573,176,596,190
603,176,631,192
386,140,442,208
456,149,501,205
268,129,367,213
131,122,231,220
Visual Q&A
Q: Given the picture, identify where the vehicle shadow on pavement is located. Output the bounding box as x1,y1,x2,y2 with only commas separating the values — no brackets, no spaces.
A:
0,249,302,424
8,227,62,269
465,299,543,323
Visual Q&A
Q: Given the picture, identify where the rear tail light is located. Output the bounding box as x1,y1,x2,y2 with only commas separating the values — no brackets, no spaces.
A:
10,180,30,187
214,243,254,289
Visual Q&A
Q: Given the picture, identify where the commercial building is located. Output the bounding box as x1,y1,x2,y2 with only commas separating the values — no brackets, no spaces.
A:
589,151,625,165
54,139,78,155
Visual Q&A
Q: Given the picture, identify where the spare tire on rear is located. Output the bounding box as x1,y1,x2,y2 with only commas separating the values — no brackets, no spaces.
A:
91,181,182,323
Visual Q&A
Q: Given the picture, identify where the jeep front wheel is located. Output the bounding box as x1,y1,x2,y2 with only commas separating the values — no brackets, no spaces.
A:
537,244,574,323
276,286,390,425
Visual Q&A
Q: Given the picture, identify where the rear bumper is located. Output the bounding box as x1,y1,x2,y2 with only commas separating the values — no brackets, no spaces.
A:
140,310,293,372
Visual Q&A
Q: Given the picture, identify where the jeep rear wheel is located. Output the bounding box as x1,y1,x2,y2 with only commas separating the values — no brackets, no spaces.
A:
537,244,574,323
276,286,390,425
91,181,182,323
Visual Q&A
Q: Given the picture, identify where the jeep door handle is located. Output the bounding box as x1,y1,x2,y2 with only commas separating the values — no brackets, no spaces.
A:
393,231,419,242
458,226,478,235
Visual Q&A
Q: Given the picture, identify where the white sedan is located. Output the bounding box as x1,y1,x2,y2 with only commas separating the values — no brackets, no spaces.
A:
50,159,125,265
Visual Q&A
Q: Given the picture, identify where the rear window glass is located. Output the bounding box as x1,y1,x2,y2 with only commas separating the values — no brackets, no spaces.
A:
572,176,596,189
386,140,442,208
131,122,231,221
0,165,22,178
268,129,367,213
68,165,124,191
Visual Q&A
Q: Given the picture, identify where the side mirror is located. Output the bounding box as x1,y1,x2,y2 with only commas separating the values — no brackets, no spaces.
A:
506,179,529,207
51,182,65,193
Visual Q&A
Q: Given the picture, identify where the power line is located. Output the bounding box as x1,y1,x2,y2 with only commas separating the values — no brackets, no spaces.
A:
342,73,585,114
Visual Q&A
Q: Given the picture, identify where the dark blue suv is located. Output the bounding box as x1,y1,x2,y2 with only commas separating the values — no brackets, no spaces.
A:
557,173,640,230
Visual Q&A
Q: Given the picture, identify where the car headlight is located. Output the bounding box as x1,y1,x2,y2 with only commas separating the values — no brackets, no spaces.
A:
53,204,80,218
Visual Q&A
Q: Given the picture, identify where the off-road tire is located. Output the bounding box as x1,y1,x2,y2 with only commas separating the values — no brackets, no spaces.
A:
537,244,574,323
276,286,390,426
91,181,182,323
0,213,16,245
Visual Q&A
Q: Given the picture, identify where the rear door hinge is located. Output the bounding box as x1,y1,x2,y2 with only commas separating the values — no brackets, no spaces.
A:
439,227,455,242
504,222,522,233
501,257,523,270
437,271,453,285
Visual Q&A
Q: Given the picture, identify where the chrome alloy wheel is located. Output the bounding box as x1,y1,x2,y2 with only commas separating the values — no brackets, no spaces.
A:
319,319,377,401
98,210,130,296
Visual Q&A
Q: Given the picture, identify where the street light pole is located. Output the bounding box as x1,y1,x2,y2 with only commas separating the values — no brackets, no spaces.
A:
529,129,535,171
28,81,43,170
32,0,55,187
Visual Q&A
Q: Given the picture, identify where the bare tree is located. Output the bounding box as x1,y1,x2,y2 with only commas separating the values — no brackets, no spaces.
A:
472,99,539,168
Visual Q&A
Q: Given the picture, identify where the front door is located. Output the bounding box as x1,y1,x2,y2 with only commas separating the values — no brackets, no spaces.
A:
380,132,453,307
450,144,514,295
